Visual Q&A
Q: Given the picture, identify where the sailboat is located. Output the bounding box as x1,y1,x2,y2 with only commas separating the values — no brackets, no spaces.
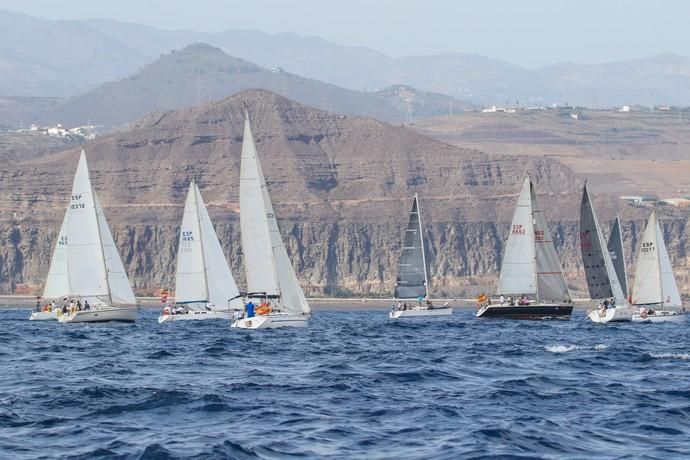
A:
159,180,243,323
607,215,629,300
389,193,451,319
29,213,69,320
580,183,636,323
231,114,311,329
477,177,573,319
42,150,139,323
630,209,686,322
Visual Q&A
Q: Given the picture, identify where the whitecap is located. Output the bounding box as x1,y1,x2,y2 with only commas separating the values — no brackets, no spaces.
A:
545,344,579,353
545,344,608,353
649,352,690,360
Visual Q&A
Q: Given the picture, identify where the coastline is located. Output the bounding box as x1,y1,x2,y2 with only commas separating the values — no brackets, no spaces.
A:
0,295,595,310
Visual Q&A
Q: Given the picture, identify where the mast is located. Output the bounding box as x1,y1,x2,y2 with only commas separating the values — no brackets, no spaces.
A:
92,185,113,306
616,216,628,296
193,181,211,303
416,193,430,299
654,210,665,310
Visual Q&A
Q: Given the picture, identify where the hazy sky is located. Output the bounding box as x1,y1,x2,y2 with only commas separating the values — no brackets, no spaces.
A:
1,0,689,66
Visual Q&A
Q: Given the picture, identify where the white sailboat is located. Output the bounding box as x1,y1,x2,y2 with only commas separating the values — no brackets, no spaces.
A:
630,209,686,323
477,177,573,319
52,150,138,323
231,114,311,329
159,180,243,323
29,212,69,320
389,193,451,319
580,183,636,323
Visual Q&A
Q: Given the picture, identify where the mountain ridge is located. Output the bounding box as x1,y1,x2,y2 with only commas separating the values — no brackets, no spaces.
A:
2,11,690,107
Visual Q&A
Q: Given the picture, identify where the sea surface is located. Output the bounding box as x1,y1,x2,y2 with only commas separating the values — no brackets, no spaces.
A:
1,308,690,459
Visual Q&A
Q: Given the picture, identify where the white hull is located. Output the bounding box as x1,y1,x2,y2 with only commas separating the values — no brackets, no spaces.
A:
158,310,232,323
587,306,637,323
389,307,452,319
632,310,686,323
231,312,309,329
29,310,59,321
58,306,138,323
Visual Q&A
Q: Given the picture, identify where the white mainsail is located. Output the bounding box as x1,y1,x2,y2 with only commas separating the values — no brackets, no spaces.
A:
498,177,570,303
240,115,310,314
394,194,429,299
498,177,537,296
175,181,207,305
62,150,135,306
632,210,682,310
43,210,70,299
579,183,625,305
607,216,628,298
66,151,110,301
174,181,240,309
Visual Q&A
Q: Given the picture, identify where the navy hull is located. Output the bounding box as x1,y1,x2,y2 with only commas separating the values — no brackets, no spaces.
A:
477,303,573,320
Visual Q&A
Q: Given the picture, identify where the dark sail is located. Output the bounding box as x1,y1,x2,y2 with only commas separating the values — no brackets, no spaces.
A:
607,217,628,298
394,195,428,299
579,183,614,300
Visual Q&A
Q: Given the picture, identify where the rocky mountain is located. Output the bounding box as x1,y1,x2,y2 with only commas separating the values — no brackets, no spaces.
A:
4,90,689,298
3,11,690,108
37,44,467,127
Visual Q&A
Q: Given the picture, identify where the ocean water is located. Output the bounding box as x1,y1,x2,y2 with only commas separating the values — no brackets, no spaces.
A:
1,308,690,459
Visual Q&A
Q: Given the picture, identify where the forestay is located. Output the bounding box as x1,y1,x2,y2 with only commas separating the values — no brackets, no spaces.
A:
579,183,625,304
607,216,628,298
498,178,536,296
394,194,429,299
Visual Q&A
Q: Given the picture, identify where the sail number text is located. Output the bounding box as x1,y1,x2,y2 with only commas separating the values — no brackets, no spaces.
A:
70,194,85,209
512,224,526,235
641,241,655,253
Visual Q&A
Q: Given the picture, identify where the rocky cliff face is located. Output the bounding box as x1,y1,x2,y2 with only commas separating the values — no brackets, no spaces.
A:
5,90,689,298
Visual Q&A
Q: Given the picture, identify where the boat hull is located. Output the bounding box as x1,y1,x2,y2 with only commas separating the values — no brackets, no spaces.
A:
29,310,59,321
158,310,233,323
587,306,637,323
389,307,452,319
476,303,573,319
231,312,309,329
632,310,686,323
58,306,138,323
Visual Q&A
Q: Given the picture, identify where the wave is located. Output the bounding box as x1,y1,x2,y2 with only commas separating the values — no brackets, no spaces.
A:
545,344,608,353
649,352,690,360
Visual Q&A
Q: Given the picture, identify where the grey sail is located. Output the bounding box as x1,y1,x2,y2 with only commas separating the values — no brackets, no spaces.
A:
530,180,571,303
498,177,536,296
579,183,625,304
607,216,628,298
394,194,429,299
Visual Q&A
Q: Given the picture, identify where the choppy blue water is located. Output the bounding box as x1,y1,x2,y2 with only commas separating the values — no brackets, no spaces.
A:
1,308,690,459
